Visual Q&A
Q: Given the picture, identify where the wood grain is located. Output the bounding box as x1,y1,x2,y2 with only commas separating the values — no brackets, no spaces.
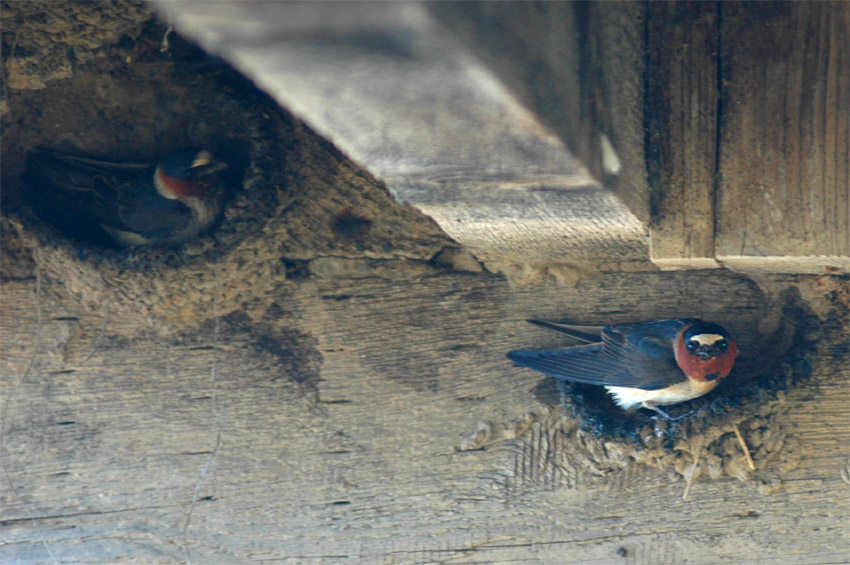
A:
2,2,849,563
153,1,648,264
2,268,847,563
716,1,850,270
428,0,652,225
647,2,721,269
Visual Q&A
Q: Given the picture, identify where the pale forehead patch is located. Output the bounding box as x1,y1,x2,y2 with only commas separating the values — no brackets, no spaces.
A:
689,333,725,346
191,150,214,168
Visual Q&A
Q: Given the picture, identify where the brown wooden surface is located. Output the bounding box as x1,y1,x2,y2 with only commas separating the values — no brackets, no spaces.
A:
646,2,720,269
427,0,652,226
2,266,848,563
431,1,850,273
152,1,648,266
2,2,850,563
716,1,850,270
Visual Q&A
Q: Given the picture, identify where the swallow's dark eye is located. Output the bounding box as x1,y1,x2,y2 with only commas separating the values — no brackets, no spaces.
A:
686,341,699,352
716,340,728,351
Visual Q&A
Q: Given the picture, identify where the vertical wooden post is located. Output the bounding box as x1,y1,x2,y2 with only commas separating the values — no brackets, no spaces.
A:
716,1,849,272
647,2,721,269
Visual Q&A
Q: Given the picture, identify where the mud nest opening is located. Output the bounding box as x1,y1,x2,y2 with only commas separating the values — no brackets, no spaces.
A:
0,7,301,330
2,4,455,331
2,14,292,253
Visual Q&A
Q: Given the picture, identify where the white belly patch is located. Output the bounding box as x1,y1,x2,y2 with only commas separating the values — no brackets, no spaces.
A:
605,383,705,410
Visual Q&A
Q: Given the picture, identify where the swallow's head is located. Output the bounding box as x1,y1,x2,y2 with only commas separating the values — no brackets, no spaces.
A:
676,321,738,382
155,149,228,200
683,322,732,360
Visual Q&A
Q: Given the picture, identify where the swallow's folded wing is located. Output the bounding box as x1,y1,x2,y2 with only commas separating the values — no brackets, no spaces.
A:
109,181,193,239
508,341,683,391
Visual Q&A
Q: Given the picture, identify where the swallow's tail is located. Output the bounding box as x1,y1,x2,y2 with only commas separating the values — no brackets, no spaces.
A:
25,148,152,194
507,343,622,385
525,320,604,343
25,150,101,193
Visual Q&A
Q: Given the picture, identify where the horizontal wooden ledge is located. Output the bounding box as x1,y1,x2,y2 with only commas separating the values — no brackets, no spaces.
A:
386,177,647,262
718,256,850,275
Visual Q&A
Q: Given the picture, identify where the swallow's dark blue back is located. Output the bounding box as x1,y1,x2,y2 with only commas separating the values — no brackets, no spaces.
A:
508,318,698,391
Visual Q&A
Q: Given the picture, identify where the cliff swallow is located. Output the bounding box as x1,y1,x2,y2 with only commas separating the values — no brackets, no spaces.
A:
507,318,738,418
25,147,228,247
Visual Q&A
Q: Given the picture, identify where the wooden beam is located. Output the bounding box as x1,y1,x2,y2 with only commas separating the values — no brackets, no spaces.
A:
156,1,648,265
427,0,652,225
1,268,847,562
646,1,721,269
716,1,850,273
2,3,849,561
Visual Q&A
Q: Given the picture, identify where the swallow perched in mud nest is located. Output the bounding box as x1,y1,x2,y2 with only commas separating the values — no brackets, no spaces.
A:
508,318,738,419
25,147,229,247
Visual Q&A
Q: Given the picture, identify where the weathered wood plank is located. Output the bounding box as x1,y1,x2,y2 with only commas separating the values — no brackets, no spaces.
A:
2,268,848,563
427,0,652,226
716,1,850,272
2,2,849,563
646,2,721,269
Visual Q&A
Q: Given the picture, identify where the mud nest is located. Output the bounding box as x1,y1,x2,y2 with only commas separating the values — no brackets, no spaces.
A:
1,3,451,332
1,4,292,322
517,287,834,485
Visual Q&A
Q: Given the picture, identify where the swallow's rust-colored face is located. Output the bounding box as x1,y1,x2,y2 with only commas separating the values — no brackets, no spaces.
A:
154,150,227,199
674,323,738,382
155,166,215,198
